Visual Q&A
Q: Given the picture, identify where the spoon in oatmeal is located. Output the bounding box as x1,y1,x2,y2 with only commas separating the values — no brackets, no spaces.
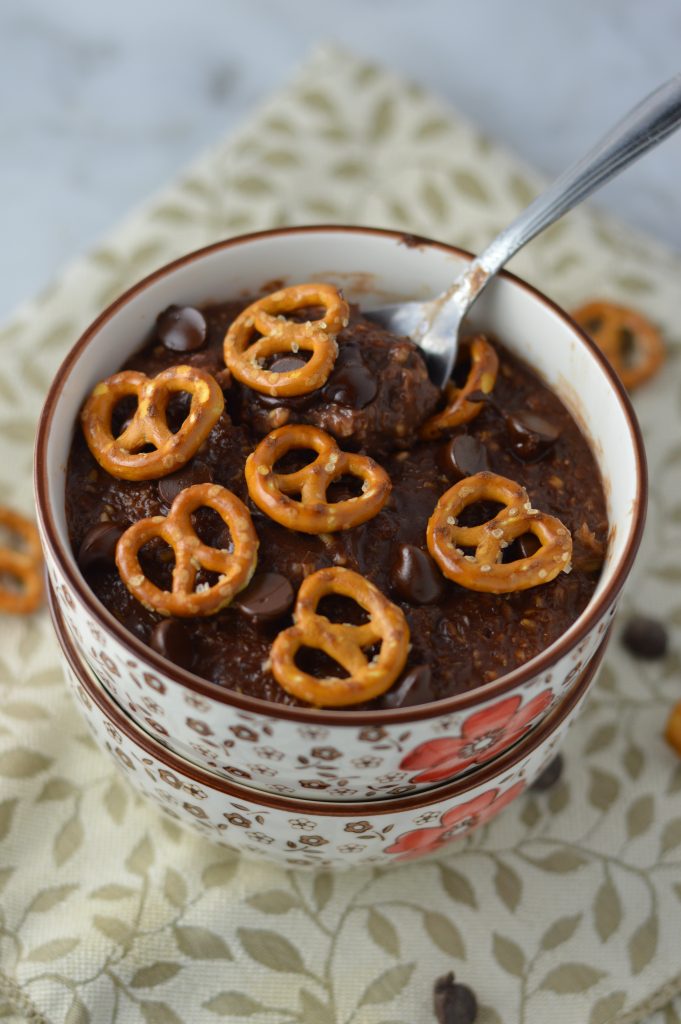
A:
367,74,681,388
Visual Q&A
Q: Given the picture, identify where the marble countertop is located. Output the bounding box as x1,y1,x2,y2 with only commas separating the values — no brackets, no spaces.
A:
2,0,680,322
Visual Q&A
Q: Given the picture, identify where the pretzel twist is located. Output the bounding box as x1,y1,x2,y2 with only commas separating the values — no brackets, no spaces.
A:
420,335,499,439
571,300,665,390
0,508,43,614
427,471,572,593
245,424,391,534
223,283,348,397
81,365,224,481
270,567,410,707
115,483,258,616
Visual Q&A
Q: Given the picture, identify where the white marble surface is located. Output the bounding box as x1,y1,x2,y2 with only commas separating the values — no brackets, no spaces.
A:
2,0,681,322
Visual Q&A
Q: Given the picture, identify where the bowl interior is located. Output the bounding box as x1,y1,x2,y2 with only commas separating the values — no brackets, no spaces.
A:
37,226,645,714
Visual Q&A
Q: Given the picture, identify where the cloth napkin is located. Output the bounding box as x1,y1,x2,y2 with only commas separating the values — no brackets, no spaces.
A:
1,45,681,1024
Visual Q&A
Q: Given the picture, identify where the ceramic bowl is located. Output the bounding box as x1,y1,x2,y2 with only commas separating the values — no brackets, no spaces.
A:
35,226,645,801
50,585,607,869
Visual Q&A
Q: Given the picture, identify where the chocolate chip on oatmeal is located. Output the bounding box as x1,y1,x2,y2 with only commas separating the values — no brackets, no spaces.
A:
433,971,478,1024
156,305,207,352
150,619,195,671
379,664,432,708
269,356,308,374
391,544,444,605
506,410,560,461
77,522,124,573
158,459,213,506
621,615,668,659
530,753,564,792
438,434,489,480
322,349,377,408
234,572,295,622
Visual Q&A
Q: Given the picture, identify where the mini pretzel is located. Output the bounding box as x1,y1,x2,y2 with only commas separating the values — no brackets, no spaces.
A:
420,335,499,439
81,365,224,481
245,424,391,534
0,508,43,614
427,471,572,594
115,483,258,616
270,567,409,707
571,300,665,390
223,283,348,397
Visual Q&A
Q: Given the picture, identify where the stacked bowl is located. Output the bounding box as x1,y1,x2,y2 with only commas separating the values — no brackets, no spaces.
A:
34,227,646,869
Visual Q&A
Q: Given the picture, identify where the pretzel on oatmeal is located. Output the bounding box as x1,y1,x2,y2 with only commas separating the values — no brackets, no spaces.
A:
270,566,409,707
427,471,572,594
223,283,348,397
571,300,665,390
81,365,224,481
245,424,391,534
115,483,258,616
0,508,43,614
420,335,499,439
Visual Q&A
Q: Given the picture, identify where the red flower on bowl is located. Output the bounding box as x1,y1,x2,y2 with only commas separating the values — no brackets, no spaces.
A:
385,782,525,860
400,691,553,783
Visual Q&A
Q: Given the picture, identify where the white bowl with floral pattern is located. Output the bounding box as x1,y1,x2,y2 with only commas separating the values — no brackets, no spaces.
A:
51,585,607,869
35,227,645,801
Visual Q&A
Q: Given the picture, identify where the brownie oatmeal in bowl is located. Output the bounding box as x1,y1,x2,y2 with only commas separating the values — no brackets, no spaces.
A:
35,227,646,800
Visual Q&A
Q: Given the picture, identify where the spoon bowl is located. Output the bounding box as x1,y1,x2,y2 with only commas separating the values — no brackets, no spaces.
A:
367,73,681,387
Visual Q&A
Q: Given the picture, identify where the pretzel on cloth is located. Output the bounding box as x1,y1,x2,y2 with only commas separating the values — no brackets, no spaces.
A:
420,335,499,439
223,283,348,397
81,365,224,481
270,566,409,707
0,508,43,614
245,424,391,533
115,483,258,616
571,300,665,390
427,471,572,593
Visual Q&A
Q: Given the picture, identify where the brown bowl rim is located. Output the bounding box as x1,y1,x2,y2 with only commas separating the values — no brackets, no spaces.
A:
34,224,647,726
50,581,607,814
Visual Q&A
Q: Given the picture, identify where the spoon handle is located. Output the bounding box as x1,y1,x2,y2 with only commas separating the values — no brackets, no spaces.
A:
457,73,681,308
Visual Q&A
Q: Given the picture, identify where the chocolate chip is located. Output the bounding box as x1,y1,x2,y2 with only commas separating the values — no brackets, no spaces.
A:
379,665,432,708
530,753,564,791
158,460,213,507
77,523,124,573
517,533,541,558
433,972,478,1024
156,305,207,352
506,410,560,461
323,360,377,408
234,572,294,622
437,434,489,480
150,619,195,671
391,544,444,604
269,356,307,374
621,615,668,659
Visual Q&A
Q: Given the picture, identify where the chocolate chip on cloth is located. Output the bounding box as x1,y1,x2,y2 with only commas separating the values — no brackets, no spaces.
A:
621,614,668,659
433,971,478,1024
530,753,564,791
156,305,207,352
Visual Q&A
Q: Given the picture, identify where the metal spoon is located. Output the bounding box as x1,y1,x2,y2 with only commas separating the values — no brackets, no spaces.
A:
367,74,681,388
